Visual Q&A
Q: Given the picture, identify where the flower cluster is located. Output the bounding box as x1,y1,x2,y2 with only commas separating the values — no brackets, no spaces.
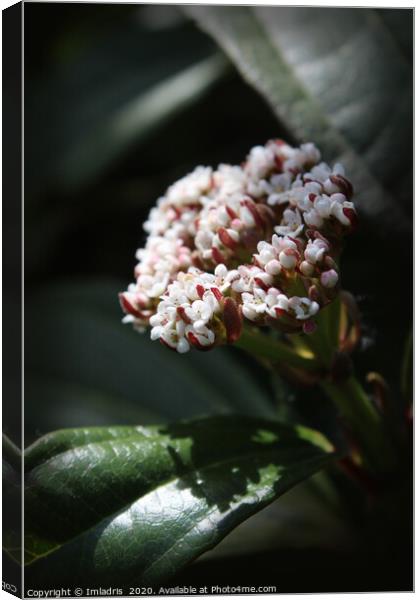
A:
120,140,356,352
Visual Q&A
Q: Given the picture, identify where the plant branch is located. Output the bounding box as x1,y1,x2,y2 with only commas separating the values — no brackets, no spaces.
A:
235,325,321,372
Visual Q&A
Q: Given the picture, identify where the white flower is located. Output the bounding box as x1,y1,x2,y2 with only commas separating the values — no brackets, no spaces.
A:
266,289,293,319
304,238,330,265
213,164,247,196
245,145,276,181
241,288,270,321
146,266,242,353
274,208,304,237
231,265,273,294
167,166,213,205
288,297,319,320
255,234,300,274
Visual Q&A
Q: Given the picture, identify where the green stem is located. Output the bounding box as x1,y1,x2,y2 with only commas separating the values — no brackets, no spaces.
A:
2,433,22,471
235,325,320,372
300,298,340,368
236,309,397,477
321,377,396,475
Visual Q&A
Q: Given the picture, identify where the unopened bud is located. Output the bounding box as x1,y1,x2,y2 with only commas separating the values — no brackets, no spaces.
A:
223,297,243,343
321,269,339,288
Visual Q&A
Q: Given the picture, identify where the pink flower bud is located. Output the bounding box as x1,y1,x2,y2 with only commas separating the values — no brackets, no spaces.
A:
321,269,339,288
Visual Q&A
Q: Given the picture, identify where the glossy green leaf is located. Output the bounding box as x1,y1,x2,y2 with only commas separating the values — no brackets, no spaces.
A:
24,415,335,587
184,6,412,230
200,471,354,562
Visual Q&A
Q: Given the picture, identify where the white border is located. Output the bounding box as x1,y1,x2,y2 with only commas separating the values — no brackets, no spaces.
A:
0,1,415,599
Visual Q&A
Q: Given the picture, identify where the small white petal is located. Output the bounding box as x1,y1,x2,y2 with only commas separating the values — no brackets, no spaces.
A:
177,338,190,353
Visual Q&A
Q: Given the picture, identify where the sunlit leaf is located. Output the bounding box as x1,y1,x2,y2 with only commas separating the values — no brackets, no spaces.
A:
24,415,336,586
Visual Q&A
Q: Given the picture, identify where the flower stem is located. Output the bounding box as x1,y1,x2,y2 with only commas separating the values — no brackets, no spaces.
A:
299,297,340,368
236,299,397,477
235,325,321,372
321,376,396,475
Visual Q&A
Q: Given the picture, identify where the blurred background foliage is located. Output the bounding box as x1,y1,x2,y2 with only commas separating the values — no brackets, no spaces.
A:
17,4,412,591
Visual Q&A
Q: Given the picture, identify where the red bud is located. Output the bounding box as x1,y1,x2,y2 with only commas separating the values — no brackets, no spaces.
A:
119,293,143,319
160,338,177,352
226,205,238,220
211,247,225,264
241,198,264,229
274,154,285,170
343,207,358,228
211,287,223,302
330,174,353,198
177,306,192,324
254,277,270,292
218,227,238,250
196,284,205,299
223,298,242,343
187,331,214,351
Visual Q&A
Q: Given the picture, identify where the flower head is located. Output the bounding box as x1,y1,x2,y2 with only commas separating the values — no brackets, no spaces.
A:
120,140,356,352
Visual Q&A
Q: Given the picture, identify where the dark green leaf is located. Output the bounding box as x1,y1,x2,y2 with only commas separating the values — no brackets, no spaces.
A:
26,17,228,194
184,6,412,231
55,54,227,190
24,415,335,586
200,471,354,561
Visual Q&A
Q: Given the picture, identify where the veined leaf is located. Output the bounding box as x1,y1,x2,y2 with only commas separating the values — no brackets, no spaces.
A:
184,6,412,231
199,472,354,562
24,416,336,586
